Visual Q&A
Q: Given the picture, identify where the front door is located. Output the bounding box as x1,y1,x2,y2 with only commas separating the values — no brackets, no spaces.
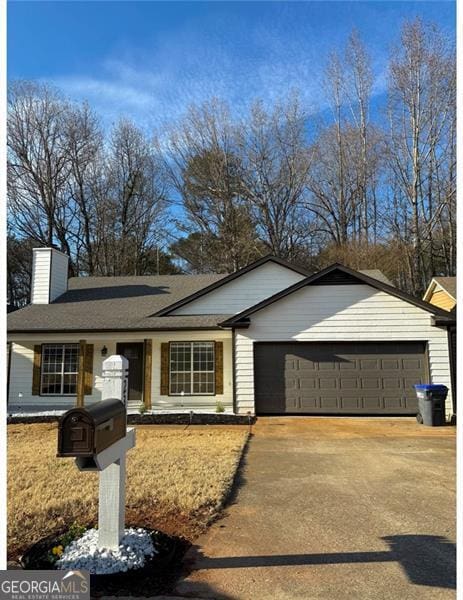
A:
116,342,144,408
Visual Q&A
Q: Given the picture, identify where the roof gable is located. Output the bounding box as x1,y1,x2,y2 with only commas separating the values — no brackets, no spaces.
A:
153,255,310,316
423,277,456,302
220,263,453,327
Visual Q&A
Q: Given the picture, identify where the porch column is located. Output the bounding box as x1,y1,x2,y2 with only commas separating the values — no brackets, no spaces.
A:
143,339,152,410
76,339,86,407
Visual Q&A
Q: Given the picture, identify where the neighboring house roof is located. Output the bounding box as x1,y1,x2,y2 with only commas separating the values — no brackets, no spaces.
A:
154,255,311,316
220,263,454,328
423,277,456,302
7,274,231,333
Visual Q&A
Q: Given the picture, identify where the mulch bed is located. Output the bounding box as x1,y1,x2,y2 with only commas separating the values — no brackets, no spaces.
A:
8,413,255,425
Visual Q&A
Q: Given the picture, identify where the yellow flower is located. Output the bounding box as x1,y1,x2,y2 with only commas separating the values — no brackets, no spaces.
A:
52,545,63,556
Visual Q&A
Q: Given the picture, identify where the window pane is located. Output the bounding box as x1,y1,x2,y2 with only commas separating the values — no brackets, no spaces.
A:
193,342,214,372
63,373,77,395
193,371,214,394
170,342,191,372
42,374,62,395
64,346,79,373
41,344,79,395
170,342,215,395
170,372,191,395
192,342,215,395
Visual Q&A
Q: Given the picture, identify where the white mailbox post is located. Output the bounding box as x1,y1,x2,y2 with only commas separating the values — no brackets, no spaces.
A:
97,355,134,549
102,354,129,407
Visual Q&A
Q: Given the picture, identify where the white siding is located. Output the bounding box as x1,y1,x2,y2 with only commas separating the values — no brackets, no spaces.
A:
50,251,69,301
8,339,106,409
31,249,51,304
235,284,453,416
31,248,68,304
173,262,305,315
8,330,233,413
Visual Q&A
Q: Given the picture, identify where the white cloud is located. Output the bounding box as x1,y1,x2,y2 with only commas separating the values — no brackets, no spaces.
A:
44,10,391,132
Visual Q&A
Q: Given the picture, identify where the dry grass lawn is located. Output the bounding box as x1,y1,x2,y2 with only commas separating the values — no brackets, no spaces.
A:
8,423,248,560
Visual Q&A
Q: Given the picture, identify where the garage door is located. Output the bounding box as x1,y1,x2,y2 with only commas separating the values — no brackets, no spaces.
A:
254,342,427,415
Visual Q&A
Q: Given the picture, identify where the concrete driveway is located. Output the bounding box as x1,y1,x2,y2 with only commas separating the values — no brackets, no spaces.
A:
175,417,456,600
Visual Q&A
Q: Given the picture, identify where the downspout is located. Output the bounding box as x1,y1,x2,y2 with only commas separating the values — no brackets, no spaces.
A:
7,341,12,406
447,326,456,418
232,328,237,414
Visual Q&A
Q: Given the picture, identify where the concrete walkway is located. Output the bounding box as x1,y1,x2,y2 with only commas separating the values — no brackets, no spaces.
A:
175,417,456,600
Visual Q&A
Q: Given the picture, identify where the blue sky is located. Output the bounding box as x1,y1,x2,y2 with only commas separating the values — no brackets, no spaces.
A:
8,1,456,130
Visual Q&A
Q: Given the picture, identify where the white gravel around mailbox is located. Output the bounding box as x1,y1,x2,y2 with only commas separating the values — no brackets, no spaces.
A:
56,527,157,574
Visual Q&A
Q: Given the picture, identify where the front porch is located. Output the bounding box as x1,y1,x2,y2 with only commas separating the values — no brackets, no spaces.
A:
7,331,234,415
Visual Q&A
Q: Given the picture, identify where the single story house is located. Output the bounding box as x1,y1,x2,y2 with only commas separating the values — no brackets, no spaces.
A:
7,248,456,418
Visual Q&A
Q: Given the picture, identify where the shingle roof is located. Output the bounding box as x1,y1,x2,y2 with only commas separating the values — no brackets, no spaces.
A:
359,270,393,286
7,261,396,334
7,274,230,332
434,277,456,299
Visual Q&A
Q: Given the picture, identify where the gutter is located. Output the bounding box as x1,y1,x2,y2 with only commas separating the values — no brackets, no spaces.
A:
7,325,227,335
219,318,250,329
431,315,456,327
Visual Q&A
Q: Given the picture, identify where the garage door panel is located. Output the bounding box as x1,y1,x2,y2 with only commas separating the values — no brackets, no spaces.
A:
319,396,339,410
382,359,400,369
403,358,421,369
299,378,316,389
361,378,381,389
339,361,356,370
341,397,361,410
384,396,405,410
360,359,379,370
382,378,401,389
299,396,318,409
340,378,359,389
319,378,337,389
363,397,382,410
319,362,337,370
254,342,426,415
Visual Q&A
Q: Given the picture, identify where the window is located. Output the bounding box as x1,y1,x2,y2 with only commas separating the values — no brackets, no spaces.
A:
41,344,79,395
170,342,215,395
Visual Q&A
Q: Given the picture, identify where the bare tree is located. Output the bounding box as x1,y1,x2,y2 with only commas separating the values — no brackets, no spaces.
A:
386,18,455,293
65,102,103,274
7,18,455,293
7,81,75,269
239,95,313,261
96,119,167,276
345,30,374,242
161,100,261,272
7,233,35,307
308,34,381,248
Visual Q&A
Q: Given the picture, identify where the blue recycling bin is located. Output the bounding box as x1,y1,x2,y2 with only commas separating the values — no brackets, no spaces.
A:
414,384,448,426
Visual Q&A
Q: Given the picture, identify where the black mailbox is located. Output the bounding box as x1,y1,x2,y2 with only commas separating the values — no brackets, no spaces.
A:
57,399,126,458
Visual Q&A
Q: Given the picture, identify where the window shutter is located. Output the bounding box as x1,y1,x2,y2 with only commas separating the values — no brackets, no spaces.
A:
84,344,94,395
144,339,152,409
76,339,86,407
160,343,169,395
32,345,42,395
215,341,224,395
